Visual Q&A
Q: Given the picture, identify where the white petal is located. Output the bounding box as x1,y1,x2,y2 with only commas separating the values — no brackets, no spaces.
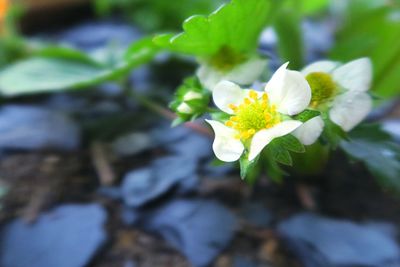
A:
196,57,267,91
292,116,324,145
206,119,244,162
329,91,372,131
176,103,193,114
301,60,340,76
224,57,267,85
212,80,246,114
332,58,373,92
265,63,311,115
196,64,223,91
248,120,302,161
183,91,202,101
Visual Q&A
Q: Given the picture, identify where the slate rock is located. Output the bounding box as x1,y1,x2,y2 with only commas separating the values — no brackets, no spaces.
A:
233,256,258,267
97,186,122,200
0,105,80,151
281,238,333,267
120,207,141,226
165,133,212,161
278,213,400,267
143,199,238,267
112,132,153,157
0,204,107,267
202,160,233,178
383,119,400,143
121,156,198,207
59,21,141,51
150,124,190,145
240,202,273,227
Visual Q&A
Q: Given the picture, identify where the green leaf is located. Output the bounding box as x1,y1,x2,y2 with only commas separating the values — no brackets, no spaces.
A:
340,124,400,192
278,134,305,153
298,0,329,16
0,38,159,96
267,140,293,166
293,109,321,123
239,153,259,180
273,8,304,70
35,46,103,66
153,0,280,57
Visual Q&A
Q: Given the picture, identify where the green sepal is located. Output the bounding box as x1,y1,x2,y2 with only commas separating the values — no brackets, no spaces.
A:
239,153,260,180
211,111,231,122
169,76,210,124
267,141,293,166
294,109,321,123
277,134,305,153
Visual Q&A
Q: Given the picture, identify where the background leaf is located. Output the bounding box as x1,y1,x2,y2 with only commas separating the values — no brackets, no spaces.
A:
153,0,280,57
273,8,304,70
0,38,158,96
340,124,400,192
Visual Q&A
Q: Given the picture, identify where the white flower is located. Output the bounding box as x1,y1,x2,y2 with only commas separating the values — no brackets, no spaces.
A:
293,58,373,145
197,56,267,91
206,63,311,162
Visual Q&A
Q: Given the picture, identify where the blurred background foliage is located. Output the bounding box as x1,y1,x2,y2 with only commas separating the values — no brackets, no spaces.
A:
330,0,400,100
2,0,398,99
94,0,226,32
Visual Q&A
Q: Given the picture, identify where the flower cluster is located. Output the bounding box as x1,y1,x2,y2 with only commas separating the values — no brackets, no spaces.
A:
206,58,373,163
206,63,311,162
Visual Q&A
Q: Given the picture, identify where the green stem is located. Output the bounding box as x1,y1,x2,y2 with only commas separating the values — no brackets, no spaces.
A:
126,87,213,137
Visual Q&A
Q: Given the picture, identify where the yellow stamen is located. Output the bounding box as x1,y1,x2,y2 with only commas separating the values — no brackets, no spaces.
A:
224,91,281,140
228,104,237,111
249,90,258,100
225,120,233,127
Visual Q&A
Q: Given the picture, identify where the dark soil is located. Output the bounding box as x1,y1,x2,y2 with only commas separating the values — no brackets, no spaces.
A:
1,148,398,267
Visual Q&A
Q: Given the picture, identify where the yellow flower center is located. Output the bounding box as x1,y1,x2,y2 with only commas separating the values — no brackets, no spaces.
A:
225,90,281,140
306,72,337,108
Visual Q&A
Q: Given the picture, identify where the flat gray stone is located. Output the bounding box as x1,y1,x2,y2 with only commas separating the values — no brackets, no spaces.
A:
0,105,80,151
278,213,400,267
0,204,107,267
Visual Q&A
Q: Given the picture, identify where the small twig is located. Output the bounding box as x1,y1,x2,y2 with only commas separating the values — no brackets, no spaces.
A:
91,142,116,186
